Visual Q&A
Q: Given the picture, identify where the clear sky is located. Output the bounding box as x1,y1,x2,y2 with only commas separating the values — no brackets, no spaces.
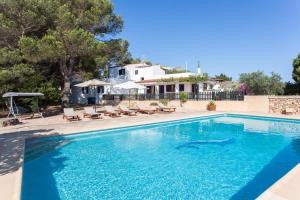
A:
112,0,300,81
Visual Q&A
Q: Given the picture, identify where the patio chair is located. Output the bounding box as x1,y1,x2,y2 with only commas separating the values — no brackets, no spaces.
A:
104,106,121,117
83,107,102,119
157,103,176,113
119,105,137,116
136,105,156,114
63,108,80,121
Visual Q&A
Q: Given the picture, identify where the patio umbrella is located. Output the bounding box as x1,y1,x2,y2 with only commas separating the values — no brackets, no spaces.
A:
113,81,146,106
75,79,110,110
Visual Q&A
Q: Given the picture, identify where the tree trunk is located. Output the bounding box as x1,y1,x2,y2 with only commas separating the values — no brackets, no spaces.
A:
60,59,73,107
62,76,71,107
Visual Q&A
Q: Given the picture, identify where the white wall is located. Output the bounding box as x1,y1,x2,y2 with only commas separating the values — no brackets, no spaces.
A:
121,96,269,113
109,64,165,82
129,67,151,81
152,65,165,76
127,65,165,81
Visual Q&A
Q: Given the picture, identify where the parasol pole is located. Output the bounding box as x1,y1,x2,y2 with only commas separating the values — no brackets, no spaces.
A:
94,85,97,112
129,89,131,107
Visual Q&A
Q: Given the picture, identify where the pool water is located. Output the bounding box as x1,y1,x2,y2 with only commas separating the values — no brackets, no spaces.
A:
21,114,300,200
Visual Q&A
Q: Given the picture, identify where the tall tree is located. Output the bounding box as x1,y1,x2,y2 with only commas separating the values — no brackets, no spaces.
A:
215,73,232,81
239,71,284,95
292,53,300,83
0,0,126,106
95,39,132,77
284,81,300,95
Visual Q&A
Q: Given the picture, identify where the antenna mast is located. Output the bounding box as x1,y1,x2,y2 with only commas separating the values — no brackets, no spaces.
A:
185,62,188,72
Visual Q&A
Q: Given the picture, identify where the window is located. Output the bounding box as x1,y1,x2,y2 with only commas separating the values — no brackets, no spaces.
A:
135,70,138,75
166,84,175,92
179,84,185,92
97,86,104,93
203,83,208,90
192,84,198,93
140,77,144,80
159,85,164,94
146,86,152,94
119,69,125,76
82,87,89,94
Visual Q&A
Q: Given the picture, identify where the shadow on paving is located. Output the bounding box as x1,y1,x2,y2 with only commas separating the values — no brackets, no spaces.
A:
230,137,300,200
0,129,61,176
22,134,71,200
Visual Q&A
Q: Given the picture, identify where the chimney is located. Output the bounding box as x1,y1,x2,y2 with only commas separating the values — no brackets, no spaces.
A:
197,61,201,75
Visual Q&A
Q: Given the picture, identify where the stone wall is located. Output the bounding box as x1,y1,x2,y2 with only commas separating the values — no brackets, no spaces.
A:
269,96,300,114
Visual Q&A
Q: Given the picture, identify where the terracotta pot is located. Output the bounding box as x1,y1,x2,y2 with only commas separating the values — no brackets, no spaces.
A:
207,104,216,111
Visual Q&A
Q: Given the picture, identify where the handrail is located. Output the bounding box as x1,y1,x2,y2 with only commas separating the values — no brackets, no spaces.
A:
103,91,244,101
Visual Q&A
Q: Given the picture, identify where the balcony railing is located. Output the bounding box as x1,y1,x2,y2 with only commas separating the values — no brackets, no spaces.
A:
103,91,244,101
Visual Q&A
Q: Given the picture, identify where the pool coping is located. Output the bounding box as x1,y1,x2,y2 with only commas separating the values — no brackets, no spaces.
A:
3,112,300,200
35,114,225,141
0,138,24,200
257,164,300,200
29,113,300,142
14,140,24,200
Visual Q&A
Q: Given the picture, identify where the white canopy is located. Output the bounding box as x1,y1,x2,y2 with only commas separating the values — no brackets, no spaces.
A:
2,92,44,118
113,81,146,107
2,92,44,98
74,79,110,87
114,81,146,90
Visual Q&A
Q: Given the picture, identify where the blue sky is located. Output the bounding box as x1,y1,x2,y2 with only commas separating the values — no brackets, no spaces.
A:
112,0,300,81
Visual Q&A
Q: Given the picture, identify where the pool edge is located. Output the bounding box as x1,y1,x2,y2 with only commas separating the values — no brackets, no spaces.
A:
9,112,300,200
257,164,300,200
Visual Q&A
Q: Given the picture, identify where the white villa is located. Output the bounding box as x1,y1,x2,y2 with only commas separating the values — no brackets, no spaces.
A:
70,63,224,105
108,63,221,93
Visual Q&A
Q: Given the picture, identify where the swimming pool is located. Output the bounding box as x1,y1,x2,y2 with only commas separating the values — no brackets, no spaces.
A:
21,114,300,200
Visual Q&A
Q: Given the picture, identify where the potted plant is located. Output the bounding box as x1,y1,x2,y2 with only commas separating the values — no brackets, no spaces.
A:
179,92,188,107
207,101,216,111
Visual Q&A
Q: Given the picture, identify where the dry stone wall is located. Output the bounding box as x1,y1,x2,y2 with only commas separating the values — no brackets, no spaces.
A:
269,96,300,114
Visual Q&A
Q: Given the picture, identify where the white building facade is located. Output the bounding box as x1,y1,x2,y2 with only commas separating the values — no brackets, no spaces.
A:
109,63,221,95
70,63,223,104
109,63,165,82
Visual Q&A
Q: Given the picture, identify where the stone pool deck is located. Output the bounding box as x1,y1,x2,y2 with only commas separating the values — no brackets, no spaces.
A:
258,164,300,200
1,109,300,200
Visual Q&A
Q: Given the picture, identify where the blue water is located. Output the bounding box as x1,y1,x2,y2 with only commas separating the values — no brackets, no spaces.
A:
21,115,300,200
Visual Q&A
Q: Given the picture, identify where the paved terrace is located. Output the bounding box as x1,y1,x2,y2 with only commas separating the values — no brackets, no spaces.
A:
1,108,300,200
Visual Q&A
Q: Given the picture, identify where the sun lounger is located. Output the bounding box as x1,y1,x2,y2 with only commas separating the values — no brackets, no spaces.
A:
137,105,156,114
157,103,176,113
63,108,80,121
128,104,139,111
104,106,121,117
97,107,106,113
119,105,137,116
83,107,102,119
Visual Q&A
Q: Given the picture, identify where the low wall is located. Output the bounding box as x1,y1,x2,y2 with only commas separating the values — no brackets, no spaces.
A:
269,96,300,114
120,96,270,113
119,96,300,114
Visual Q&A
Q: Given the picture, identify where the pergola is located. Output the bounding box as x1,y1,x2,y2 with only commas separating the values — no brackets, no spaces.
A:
2,92,44,118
